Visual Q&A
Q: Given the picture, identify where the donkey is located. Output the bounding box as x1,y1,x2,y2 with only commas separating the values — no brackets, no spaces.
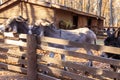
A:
31,19,97,67
101,27,120,73
1,16,29,34
0,16,30,54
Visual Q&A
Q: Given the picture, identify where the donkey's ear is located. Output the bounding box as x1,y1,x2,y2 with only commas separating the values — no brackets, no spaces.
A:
5,27,12,32
114,27,120,38
118,28,120,37
114,31,118,38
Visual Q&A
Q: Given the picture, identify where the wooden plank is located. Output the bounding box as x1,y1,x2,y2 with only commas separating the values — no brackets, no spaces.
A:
0,46,26,57
4,39,27,47
0,54,8,59
0,62,60,80
0,62,26,73
39,36,120,54
0,0,19,10
19,34,27,39
26,0,52,7
97,35,107,39
3,32,27,39
27,34,37,80
3,32,18,37
0,54,26,65
38,64,94,80
0,43,20,48
0,47,8,52
0,39,4,42
38,55,120,79
38,73,61,80
0,54,19,61
38,45,120,66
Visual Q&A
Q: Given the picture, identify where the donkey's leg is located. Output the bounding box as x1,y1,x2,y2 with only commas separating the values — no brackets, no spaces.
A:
61,54,68,71
49,52,55,58
47,51,55,66
86,49,93,67
62,46,68,71
61,54,66,61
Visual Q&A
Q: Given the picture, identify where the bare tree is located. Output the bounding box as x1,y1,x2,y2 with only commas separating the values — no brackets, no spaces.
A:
79,0,83,11
82,0,85,11
97,0,102,16
0,0,2,4
88,0,97,14
109,0,113,27
112,0,120,27
86,0,90,13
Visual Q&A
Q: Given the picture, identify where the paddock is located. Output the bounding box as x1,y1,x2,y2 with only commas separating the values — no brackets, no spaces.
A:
0,32,120,80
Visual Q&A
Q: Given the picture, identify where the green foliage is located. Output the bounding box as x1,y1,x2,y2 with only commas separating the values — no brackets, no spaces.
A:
59,20,73,29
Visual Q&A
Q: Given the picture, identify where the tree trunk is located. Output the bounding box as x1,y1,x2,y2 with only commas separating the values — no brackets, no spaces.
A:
82,0,85,11
97,0,102,16
109,0,113,27
0,0,2,4
86,0,90,13
79,0,83,11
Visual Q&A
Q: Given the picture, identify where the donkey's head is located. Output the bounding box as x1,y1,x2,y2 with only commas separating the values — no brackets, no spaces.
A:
4,16,29,34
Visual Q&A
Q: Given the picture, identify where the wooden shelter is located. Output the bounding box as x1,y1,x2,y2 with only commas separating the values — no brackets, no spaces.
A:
0,0,105,29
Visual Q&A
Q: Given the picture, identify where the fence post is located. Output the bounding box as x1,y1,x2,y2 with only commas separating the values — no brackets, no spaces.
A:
27,34,37,80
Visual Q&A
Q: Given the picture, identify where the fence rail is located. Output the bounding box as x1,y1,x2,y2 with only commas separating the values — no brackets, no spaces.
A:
0,32,120,80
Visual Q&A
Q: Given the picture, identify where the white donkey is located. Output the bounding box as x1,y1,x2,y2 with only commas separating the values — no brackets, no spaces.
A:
31,19,97,67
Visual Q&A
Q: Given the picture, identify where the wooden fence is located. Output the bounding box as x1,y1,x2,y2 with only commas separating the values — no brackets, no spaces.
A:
0,32,120,80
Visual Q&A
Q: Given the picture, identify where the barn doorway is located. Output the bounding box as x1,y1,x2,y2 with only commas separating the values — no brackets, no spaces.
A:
73,15,78,29
87,18,92,29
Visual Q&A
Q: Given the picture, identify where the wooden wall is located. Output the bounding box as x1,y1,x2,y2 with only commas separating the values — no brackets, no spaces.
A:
91,19,97,27
78,15,87,27
0,2,21,24
0,2,55,25
54,9,73,28
20,2,54,25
